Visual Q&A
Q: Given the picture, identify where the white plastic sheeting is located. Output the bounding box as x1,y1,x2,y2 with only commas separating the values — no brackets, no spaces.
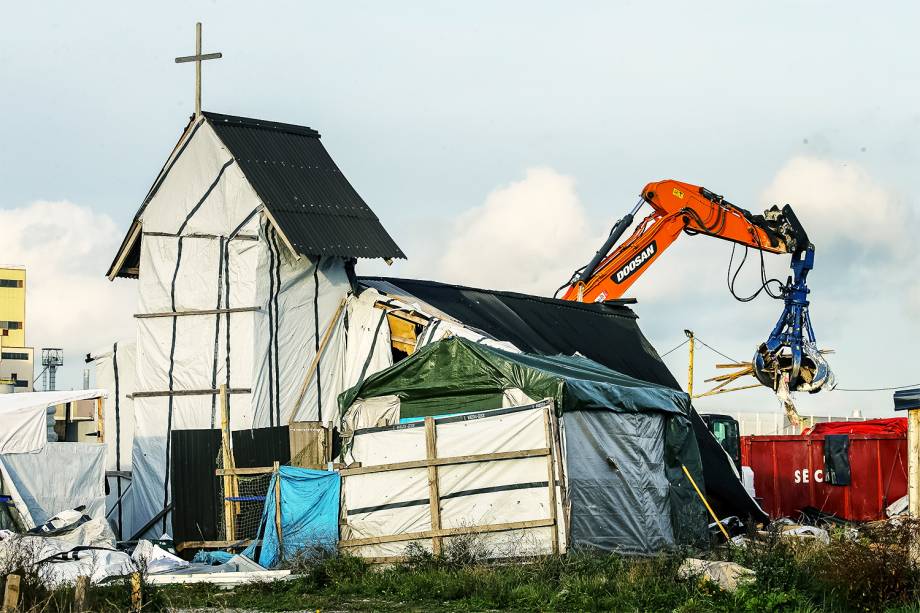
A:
341,401,566,560
342,289,393,392
0,390,107,454
0,443,106,529
90,341,138,540
128,119,354,538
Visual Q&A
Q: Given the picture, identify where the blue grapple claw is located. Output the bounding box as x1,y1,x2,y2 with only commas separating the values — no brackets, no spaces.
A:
751,247,835,394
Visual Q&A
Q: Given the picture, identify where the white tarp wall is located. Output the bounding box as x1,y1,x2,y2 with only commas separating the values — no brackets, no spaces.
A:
340,400,566,560
90,341,138,539
0,443,106,528
131,118,351,538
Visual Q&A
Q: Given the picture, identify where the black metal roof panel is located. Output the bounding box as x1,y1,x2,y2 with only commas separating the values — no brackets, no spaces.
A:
894,388,920,411
203,112,405,259
358,276,679,390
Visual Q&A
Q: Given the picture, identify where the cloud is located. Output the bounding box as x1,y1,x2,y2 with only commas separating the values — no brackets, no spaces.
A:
0,200,135,388
760,156,910,254
436,167,602,295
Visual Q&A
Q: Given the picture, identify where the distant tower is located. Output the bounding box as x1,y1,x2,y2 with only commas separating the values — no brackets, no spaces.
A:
41,348,63,391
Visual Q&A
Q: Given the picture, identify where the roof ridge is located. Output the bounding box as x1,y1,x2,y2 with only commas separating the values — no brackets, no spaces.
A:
202,111,320,138
358,276,638,318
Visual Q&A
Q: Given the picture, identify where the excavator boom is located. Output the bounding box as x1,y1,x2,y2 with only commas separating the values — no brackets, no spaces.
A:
559,180,834,394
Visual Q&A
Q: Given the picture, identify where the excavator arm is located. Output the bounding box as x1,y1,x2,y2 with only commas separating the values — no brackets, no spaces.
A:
559,179,834,394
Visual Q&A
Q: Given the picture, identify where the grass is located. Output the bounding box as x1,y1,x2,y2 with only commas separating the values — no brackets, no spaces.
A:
4,520,920,611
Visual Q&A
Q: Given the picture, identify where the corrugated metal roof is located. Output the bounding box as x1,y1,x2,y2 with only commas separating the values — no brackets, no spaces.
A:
204,112,404,259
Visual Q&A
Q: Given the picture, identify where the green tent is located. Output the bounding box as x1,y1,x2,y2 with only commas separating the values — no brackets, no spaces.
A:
339,337,709,552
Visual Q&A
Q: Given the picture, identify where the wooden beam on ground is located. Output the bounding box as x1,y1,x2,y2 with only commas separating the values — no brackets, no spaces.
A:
174,539,253,553
338,447,550,477
339,518,556,548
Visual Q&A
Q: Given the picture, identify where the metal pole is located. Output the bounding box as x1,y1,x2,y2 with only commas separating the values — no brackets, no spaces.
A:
195,22,202,117
685,330,694,398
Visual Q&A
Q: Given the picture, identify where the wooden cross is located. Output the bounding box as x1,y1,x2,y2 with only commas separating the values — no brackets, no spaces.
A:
175,22,222,117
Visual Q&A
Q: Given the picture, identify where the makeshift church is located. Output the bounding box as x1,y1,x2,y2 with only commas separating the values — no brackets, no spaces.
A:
104,111,404,538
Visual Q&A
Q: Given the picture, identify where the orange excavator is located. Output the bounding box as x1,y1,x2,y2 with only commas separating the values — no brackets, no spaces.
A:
557,179,834,394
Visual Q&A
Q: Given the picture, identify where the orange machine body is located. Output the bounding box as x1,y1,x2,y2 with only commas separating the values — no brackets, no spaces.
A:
562,180,790,303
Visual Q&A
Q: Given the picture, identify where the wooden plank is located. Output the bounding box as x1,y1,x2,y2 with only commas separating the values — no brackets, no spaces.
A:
425,416,442,556
274,461,283,561
289,421,327,467
130,572,142,612
338,447,550,476
3,574,20,612
372,302,430,326
291,298,347,420
909,409,920,519
220,385,237,541
174,539,253,552
548,404,571,548
543,409,559,555
95,397,104,443
130,387,250,399
216,462,351,476
135,306,260,319
75,575,89,612
339,518,556,548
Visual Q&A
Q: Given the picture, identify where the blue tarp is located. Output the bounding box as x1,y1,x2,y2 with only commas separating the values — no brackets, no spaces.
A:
241,467,340,568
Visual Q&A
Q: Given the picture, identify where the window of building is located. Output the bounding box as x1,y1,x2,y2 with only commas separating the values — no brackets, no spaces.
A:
1,352,29,361
0,321,23,330
14,380,28,388
0,279,23,288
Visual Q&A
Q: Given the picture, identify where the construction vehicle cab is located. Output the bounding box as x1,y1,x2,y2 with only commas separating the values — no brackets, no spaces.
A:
700,414,742,472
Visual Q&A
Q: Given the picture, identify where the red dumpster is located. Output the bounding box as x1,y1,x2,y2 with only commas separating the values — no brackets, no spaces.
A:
741,419,907,521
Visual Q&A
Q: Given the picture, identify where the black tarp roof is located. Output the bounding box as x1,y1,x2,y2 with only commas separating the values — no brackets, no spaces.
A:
894,388,920,411
205,113,405,260
359,276,768,523
359,277,676,389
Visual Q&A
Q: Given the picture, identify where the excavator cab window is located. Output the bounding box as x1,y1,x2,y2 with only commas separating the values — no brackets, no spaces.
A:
702,414,741,471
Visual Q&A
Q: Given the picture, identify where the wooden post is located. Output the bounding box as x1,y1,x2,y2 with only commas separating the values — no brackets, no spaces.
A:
130,572,142,612
548,404,569,550
2,574,20,612
542,408,560,555
273,461,283,560
424,416,443,556
908,408,920,563
95,397,104,443
220,384,237,540
909,409,920,520
74,575,89,611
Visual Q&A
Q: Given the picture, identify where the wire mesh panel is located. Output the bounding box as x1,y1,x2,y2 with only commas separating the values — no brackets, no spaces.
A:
215,451,273,542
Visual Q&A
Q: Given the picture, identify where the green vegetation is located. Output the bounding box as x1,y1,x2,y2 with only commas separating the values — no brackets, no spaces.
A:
4,521,920,611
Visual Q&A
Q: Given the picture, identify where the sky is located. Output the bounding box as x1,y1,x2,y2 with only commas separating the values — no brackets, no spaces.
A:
1,1,918,416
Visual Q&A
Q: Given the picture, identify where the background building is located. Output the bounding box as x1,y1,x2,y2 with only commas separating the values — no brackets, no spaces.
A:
0,266,33,392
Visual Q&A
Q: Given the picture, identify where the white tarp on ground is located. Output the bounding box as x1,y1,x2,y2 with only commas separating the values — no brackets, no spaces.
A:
341,401,566,560
0,443,107,529
0,390,107,454
90,341,138,540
